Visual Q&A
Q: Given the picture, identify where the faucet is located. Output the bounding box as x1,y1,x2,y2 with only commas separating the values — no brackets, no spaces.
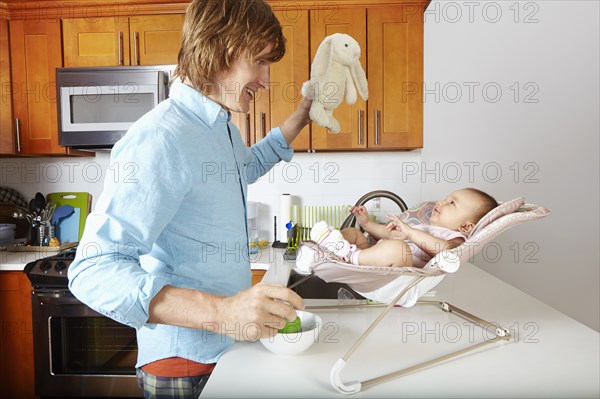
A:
340,190,408,230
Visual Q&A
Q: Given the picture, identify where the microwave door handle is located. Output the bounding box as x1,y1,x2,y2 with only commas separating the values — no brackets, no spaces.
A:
133,31,139,66
117,31,123,66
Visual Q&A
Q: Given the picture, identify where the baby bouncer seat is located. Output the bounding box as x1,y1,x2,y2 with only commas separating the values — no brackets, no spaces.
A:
293,191,550,394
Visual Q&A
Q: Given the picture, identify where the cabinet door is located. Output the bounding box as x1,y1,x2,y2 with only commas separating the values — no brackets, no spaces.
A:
309,8,367,150
251,270,266,286
129,14,184,66
231,105,255,147
10,19,68,155
254,10,310,151
0,20,14,154
63,17,130,66
0,272,35,399
367,7,423,149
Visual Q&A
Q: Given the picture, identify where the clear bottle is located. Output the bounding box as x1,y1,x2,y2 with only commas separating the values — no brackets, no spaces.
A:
247,201,260,254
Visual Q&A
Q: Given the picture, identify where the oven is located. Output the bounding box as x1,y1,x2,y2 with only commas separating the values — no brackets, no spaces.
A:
25,249,142,397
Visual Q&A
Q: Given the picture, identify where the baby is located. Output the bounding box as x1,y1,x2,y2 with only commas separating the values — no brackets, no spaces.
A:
310,188,498,268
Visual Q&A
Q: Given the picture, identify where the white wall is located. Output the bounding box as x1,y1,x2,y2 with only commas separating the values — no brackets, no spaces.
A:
0,151,423,244
422,0,599,330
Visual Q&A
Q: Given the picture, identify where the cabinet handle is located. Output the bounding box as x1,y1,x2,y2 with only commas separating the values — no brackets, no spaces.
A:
245,113,251,146
117,32,123,65
358,109,364,145
375,109,381,146
15,118,22,152
133,31,139,65
260,112,266,138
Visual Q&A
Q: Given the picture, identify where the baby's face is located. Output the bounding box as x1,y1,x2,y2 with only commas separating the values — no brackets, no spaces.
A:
429,189,481,232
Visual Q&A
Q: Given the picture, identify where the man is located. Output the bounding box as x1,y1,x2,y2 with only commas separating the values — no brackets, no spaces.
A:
68,0,310,397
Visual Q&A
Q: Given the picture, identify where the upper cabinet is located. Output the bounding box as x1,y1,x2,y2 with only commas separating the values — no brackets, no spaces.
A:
0,19,14,155
231,9,310,151
367,7,423,149
2,1,425,155
62,14,184,67
235,3,424,151
9,19,81,155
309,8,367,150
309,5,424,150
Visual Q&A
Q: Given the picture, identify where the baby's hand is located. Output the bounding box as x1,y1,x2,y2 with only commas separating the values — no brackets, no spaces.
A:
385,214,412,240
350,205,370,227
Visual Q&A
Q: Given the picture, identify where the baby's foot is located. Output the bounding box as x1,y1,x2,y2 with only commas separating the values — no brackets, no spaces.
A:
310,221,352,259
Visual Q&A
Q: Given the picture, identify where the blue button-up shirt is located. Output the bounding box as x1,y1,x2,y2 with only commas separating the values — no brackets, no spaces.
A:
68,80,293,367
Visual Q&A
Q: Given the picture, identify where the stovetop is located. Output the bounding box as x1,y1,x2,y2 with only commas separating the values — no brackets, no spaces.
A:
24,247,77,288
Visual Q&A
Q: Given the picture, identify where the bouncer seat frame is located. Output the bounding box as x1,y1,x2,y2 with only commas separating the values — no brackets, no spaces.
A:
292,194,550,394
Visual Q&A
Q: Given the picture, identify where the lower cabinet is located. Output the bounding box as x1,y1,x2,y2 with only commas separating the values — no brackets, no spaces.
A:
251,270,267,286
0,271,35,399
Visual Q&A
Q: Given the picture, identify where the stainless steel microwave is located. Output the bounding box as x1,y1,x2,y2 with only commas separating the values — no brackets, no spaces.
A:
57,65,175,149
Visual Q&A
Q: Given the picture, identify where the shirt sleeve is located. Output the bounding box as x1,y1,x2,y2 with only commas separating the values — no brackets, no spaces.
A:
244,127,293,183
68,127,191,330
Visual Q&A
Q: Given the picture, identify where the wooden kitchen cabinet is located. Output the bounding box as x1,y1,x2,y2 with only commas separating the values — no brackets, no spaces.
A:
0,272,35,399
251,270,266,286
231,9,310,151
309,8,368,150
62,14,184,67
9,19,79,155
0,19,14,155
367,7,424,149
308,5,424,150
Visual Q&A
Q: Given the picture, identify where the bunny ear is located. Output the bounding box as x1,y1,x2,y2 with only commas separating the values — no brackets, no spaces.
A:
350,60,368,101
310,36,334,80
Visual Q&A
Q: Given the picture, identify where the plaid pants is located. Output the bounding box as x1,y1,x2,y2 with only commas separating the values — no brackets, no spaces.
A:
136,368,211,399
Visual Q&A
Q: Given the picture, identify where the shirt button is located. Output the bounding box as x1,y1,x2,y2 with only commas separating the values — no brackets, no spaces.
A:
220,111,225,117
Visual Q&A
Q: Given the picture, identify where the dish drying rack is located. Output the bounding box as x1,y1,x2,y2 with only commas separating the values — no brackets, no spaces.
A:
284,205,351,258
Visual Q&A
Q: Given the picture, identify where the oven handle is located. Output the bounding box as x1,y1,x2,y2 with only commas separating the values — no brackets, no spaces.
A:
34,293,81,305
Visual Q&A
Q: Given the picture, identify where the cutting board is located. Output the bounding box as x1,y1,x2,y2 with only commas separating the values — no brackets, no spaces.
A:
46,192,92,243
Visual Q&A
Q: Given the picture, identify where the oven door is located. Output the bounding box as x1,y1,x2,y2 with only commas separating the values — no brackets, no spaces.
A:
32,290,141,397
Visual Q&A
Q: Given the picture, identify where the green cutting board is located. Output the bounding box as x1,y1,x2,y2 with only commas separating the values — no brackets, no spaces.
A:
46,192,92,242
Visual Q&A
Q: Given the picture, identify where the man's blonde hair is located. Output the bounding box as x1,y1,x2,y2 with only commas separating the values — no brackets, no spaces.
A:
174,0,285,95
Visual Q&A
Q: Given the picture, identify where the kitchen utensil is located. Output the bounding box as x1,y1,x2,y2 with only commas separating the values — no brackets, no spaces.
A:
35,192,46,213
51,205,75,225
50,205,75,243
259,310,322,355
46,192,92,242
31,222,52,247
29,198,37,215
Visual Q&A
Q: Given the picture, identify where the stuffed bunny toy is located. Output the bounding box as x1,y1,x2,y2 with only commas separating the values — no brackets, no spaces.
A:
301,33,368,133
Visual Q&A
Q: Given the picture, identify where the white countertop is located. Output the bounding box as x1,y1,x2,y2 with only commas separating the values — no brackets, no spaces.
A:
0,245,280,272
202,248,600,398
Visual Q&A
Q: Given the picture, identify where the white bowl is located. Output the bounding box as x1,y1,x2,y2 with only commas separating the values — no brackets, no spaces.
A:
260,310,322,355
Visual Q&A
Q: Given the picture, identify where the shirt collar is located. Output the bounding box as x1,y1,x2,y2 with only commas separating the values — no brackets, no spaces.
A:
169,80,231,126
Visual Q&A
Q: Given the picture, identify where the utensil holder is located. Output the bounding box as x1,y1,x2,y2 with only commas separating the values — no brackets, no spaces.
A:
31,224,53,246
